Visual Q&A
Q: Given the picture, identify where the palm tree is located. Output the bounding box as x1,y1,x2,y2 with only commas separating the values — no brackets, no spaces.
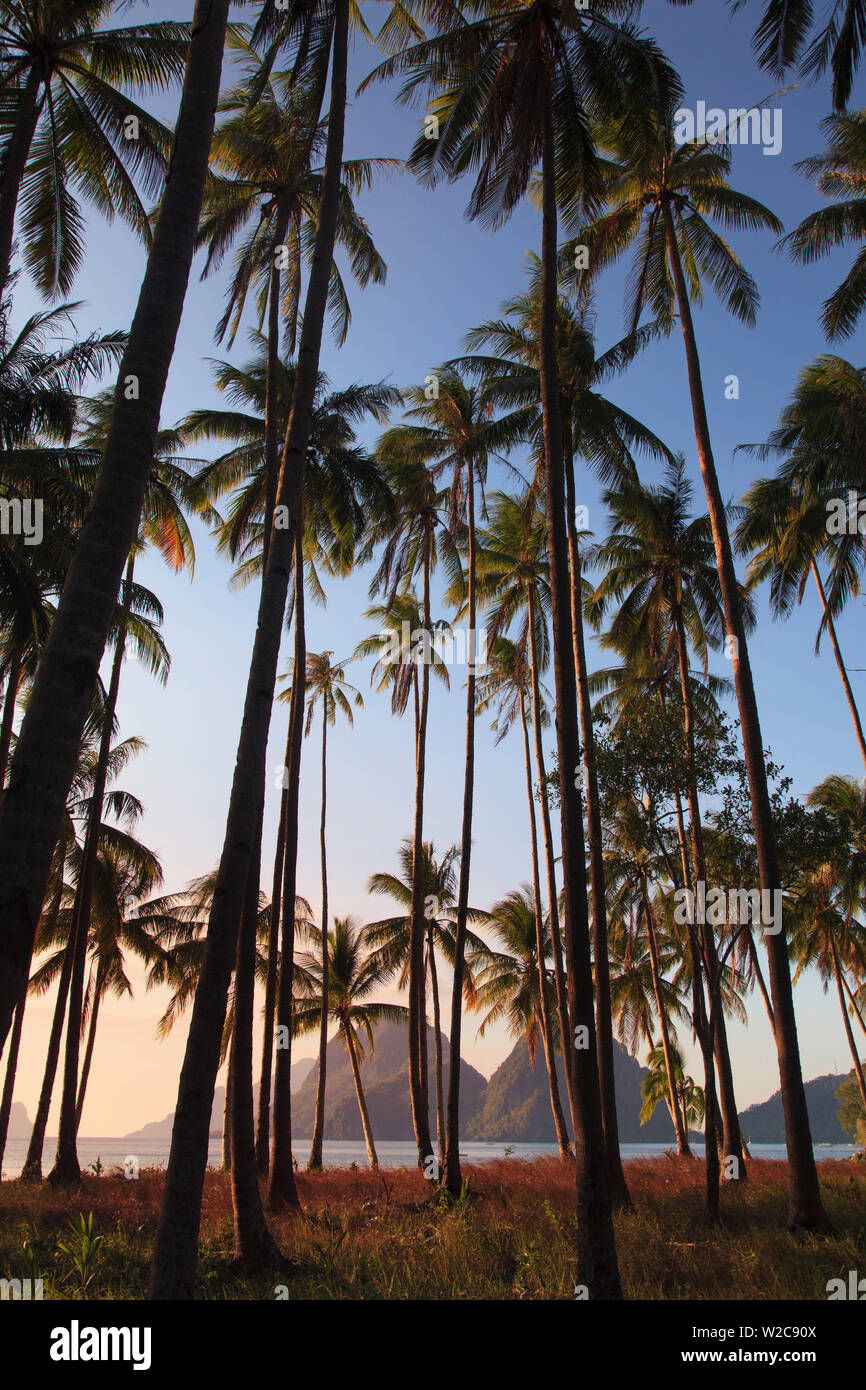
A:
366,837,488,1164
472,885,570,1145
295,917,409,1169
368,11,681,1290
301,650,362,1169
475,637,571,1156
0,0,231,1090
783,112,866,340
0,0,190,298
588,458,752,1175
640,1039,704,1137
735,356,866,769
582,78,828,1231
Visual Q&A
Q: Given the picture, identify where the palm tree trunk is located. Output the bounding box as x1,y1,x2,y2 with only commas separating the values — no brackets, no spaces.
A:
409,529,435,1170
661,197,826,1232
831,935,866,1116
268,517,306,1210
50,557,133,1184
841,969,866,1040
0,67,42,298
20,940,75,1180
563,438,628,1203
540,105,619,1298
521,702,571,1156
256,737,289,1171
231,817,281,1268
75,966,104,1128
526,586,575,1135
748,930,775,1030
308,709,329,1169
150,0,349,1295
427,931,446,1169
642,888,690,1155
344,1024,378,1169
0,0,231,1060
0,652,21,789
811,562,866,771
0,985,26,1178
444,458,478,1192
222,1034,234,1172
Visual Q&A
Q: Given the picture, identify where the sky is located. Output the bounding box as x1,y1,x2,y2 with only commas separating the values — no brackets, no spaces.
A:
9,0,866,1140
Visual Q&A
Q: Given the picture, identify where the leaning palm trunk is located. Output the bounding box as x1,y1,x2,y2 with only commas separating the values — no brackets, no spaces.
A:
0,0,231,1059
0,652,21,789
661,200,826,1231
539,109,620,1298
526,587,575,1136
21,940,75,1179
231,820,282,1268
268,520,306,1210
75,965,105,1128
642,889,689,1154
811,563,866,772
51,558,133,1183
408,532,434,1169
521,700,571,1155
444,460,478,1192
149,0,349,1295
308,710,330,1170
256,738,289,1171
563,442,628,1203
0,986,26,1177
222,1034,234,1172
344,1025,378,1169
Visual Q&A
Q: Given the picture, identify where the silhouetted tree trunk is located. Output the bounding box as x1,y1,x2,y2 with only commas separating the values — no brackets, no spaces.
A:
344,1025,378,1169
0,68,41,298
812,563,866,772
308,707,329,1170
0,986,26,1177
409,528,435,1171
0,652,21,789
256,742,289,1171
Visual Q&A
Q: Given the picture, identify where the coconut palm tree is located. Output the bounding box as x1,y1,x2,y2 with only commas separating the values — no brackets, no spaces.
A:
300,651,362,1169
581,78,828,1230
783,112,866,339
0,0,189,298
640,1039,704,1137
295,917,409,1169
0,0,231,1104
475,637,571,1157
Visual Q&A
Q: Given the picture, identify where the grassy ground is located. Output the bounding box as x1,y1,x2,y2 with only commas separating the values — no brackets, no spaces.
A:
0,1155,864,1299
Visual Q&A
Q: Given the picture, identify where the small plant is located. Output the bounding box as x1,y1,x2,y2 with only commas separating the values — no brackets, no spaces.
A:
87,1157,104,1178
56,1212,103,1295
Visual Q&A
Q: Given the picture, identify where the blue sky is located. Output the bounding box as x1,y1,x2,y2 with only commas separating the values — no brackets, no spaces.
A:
12,0,866,1135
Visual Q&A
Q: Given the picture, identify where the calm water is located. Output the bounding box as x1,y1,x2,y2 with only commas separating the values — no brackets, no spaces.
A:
1,1137,859,1178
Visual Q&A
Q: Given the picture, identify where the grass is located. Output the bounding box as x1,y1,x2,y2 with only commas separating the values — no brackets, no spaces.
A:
0,1155,864,1299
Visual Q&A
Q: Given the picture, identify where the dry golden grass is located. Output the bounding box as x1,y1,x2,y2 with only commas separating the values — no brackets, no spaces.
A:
1,1154,864,1299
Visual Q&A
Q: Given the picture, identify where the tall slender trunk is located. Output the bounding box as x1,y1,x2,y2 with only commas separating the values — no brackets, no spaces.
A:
75,966,104,1128
21,941,75,1179
831,935,866,1116
672,604,746,1179
444,458,478,1191
50,557,133,1183
308,709,329,1169
409,529,434,1170
540,107,619,1298
642,888,689,1154
0,652,21,789
149,0,349,1296
231,817,281,1268
428,933,446,1169
662,197,826,1231
344,1025,378,1169
222,1033,234,1172
527,587,575,1135
0,67,42,298
841,970,866,1040
268,519,306,1210
256,742,289,1171
563,437,628,1203
748,931,775,1030
521,702,571,1155
812,562,866,771
0,987,26,1177
0,0,231,1059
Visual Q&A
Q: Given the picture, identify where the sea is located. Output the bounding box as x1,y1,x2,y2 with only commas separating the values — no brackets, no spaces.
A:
1,1137,859,1177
